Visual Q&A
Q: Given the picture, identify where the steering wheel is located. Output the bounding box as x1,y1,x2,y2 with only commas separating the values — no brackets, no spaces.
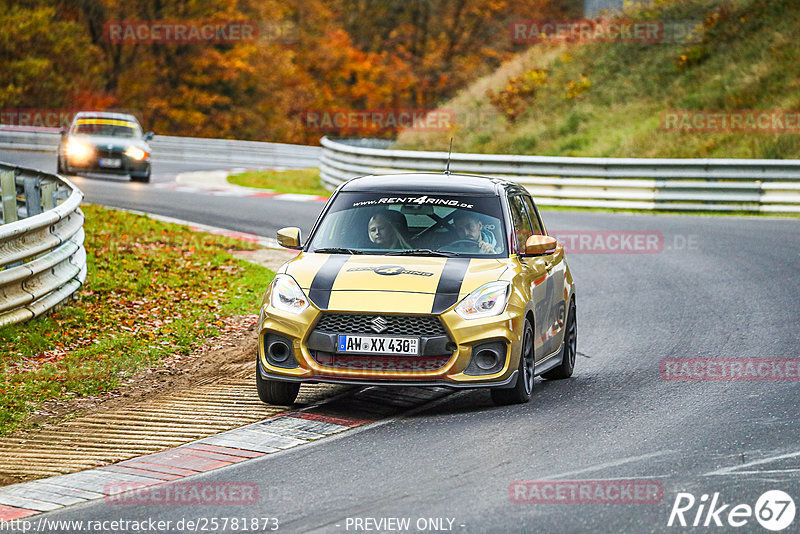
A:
444,238,482,252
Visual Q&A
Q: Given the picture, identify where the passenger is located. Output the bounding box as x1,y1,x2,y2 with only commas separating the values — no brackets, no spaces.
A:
368,212,411,249
451,212,498,253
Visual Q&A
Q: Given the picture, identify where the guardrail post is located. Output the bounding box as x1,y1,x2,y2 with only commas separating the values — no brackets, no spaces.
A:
0,170,16,224
24,176,43,217
41,182,56,211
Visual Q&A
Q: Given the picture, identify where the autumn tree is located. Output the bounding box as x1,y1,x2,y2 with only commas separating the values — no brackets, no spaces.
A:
0,1,105,110
2,0,582,142
329,0,581,107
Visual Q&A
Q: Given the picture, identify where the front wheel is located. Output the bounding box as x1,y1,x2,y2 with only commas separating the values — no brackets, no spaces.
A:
256,361,300,405
541,299,577,380
491,319,534,406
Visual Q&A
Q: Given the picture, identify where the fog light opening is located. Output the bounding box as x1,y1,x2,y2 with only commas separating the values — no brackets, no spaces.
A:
268,339,291,363
474,348,500,371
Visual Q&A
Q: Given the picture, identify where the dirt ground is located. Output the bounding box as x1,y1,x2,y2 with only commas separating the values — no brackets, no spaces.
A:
11,247,298,442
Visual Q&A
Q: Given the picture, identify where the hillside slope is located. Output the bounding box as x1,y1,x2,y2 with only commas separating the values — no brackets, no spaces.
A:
396,0,799,159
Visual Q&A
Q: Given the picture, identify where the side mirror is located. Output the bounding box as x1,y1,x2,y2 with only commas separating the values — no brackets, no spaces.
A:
524,235,558,256
144,131,154,141
276,227,302,249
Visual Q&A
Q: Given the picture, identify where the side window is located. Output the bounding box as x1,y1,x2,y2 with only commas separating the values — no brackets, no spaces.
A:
522,195,544,235
508,195,533,253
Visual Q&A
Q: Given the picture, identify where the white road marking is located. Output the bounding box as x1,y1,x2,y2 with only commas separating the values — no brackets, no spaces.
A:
705,468,800,476
543,451,673,480
703,450,800,476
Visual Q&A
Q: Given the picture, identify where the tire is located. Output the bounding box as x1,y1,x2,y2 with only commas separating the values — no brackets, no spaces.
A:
491,319,534,406
541,299,577,380
256,361,300,405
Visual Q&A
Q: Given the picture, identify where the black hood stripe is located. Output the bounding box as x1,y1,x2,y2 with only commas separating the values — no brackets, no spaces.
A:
431,258,471,314
308,255,349,309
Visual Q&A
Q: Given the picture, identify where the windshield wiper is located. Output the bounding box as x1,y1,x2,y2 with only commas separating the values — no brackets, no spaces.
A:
386,249,459,257
313,247,364,255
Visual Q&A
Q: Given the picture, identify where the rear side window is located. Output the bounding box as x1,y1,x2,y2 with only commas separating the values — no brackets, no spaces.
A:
508,195,534,253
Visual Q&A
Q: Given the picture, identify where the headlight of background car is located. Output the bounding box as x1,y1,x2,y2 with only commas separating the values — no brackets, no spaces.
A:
455,281,510,319
124,146,147,160
65,140,93,163
269,274,310,314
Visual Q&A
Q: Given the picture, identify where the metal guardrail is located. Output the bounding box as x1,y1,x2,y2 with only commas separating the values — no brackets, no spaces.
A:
320,138,800,213
0,128,321,169
4,129,798,213
0,163,86,327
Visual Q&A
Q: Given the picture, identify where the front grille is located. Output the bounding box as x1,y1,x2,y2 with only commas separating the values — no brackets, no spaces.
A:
96,148,124,158
314,313,447,337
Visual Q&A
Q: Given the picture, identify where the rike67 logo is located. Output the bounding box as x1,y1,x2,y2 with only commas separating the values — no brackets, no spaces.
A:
668,490,795,531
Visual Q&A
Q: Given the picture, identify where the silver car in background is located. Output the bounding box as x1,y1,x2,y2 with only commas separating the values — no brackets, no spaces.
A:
57,111,153,183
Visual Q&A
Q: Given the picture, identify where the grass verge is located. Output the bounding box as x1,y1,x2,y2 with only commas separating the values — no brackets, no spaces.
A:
227,168,330,197
0,205,274,436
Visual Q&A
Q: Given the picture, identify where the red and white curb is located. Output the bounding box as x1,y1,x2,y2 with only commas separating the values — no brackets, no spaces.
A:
0,387,451,521
154,169,328,203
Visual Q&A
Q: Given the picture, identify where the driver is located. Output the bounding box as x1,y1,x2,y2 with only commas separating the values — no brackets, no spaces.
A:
451,212,498,253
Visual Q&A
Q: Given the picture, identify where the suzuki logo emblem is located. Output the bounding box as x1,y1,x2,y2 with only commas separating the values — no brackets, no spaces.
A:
370,316,388,334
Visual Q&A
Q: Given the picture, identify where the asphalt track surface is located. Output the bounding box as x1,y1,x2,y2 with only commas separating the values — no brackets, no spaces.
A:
0,149,320,238
2,149,799,533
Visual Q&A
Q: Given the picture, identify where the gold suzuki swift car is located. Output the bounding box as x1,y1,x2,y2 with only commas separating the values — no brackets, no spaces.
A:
257,173,576,406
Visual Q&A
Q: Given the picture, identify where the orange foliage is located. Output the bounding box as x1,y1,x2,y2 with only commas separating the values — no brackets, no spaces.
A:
3,0,579,142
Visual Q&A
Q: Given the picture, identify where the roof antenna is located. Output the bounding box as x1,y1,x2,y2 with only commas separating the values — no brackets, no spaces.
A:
444,137,453,175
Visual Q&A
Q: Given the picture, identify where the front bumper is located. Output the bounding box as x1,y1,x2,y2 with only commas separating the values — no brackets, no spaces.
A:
258,357,518,389
63,153,150,176
257,302,525,389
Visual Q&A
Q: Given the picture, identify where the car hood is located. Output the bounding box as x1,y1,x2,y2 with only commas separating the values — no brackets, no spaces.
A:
68,134,150,151
283,253,508,313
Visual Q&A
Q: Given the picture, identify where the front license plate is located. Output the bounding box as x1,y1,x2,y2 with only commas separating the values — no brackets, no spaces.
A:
99,158,122,168
337,335,419,356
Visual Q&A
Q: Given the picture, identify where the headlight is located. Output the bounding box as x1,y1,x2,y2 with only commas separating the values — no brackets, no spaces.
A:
269,274,309,314
65,140,92,162
455,281,510,319
124,146,147,160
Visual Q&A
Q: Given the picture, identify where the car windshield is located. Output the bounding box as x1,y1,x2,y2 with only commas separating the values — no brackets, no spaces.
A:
308,191,507,257
73,119,141,138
